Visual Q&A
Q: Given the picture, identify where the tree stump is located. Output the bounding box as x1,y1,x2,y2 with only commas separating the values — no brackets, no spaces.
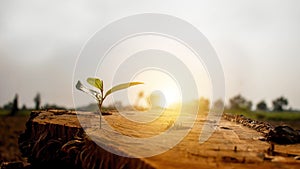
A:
18,110,300,169
18,110,154,169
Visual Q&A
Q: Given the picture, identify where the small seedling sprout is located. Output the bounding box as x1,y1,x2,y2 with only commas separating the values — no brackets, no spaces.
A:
76,77,143,128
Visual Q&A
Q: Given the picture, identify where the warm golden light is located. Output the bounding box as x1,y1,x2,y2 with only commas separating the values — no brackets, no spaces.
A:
129,69,182,109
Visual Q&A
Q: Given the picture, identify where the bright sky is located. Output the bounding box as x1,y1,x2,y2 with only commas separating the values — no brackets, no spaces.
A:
0,0,300,109
88,34,211,108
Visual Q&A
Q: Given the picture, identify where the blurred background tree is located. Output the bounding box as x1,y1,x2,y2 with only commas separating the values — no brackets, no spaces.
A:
134,91,146,111
229,94,252,111
212,99,224,111
3,102,13,110
9,94,19,116
198,97,210,113
256,100,268,111
34,93,41,110
22,104,27,110
272,96,288,111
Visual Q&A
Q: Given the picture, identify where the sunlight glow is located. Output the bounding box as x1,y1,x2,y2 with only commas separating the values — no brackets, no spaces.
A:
97,34,213,108
129,69,181,108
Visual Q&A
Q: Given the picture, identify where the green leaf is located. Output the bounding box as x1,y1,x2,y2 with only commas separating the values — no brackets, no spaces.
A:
104,82,143,98
87,77,103,91
76,81,101,100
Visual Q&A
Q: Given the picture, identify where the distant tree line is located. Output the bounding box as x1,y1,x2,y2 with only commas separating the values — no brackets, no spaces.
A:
228,94,290,112
0,92,294,116
1,92,66,116
195,94,293,113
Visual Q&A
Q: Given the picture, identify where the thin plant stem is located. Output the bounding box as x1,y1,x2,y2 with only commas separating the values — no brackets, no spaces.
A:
98,101,103,129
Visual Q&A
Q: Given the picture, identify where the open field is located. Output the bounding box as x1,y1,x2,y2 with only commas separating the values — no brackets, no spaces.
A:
0,109,31,116
225,109,300,129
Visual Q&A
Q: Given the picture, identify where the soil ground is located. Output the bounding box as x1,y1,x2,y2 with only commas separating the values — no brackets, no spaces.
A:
0,115,29,164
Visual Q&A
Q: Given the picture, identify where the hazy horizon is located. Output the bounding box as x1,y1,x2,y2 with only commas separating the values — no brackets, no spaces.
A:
1,0,300,109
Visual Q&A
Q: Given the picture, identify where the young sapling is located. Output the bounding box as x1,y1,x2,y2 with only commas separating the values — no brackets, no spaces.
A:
76,77,143,128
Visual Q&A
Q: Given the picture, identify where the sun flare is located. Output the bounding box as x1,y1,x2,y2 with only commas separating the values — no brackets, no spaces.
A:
129,69,182,109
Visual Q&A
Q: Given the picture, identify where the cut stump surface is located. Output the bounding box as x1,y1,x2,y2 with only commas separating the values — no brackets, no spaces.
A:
19,110,300,169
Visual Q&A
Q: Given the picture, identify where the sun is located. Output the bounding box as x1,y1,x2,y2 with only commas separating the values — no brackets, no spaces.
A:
129,68,182,108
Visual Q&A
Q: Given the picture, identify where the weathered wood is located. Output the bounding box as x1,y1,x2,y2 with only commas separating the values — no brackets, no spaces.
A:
19,110,154,169
19,110,300,169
